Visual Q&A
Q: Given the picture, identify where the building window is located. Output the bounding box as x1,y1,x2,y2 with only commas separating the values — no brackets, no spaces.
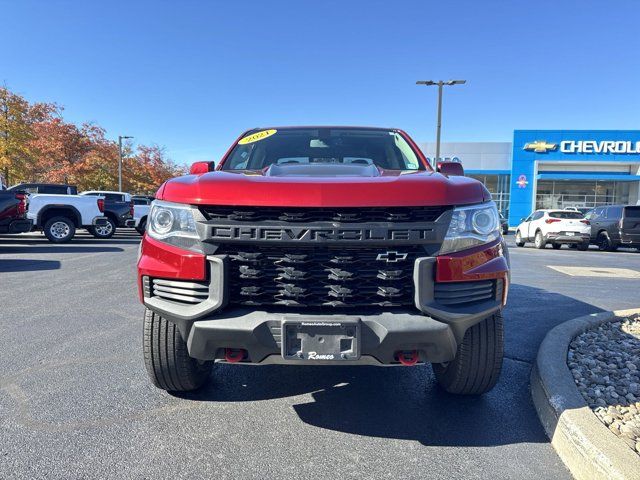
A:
468,174,511,216
535,180,631,209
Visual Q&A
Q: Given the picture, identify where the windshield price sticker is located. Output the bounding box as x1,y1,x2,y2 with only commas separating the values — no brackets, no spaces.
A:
238,129,277,145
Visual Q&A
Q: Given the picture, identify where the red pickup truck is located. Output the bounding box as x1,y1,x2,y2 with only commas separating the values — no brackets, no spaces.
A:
137,127,509,395
0,178,31,234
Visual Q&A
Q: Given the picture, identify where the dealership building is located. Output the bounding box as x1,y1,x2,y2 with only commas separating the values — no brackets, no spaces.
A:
421,130,640,227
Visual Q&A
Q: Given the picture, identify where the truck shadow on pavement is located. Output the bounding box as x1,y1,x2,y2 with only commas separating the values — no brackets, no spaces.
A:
0,245,125,255
177,284,604,447
0,258,61,272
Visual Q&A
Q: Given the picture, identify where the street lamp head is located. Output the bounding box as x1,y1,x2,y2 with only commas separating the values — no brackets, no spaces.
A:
416,80,466,86
120,135,134,140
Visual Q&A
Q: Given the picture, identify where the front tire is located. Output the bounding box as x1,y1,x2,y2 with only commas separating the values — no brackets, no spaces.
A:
433,312,504,395
43,216,76,243
135,218,147,235
577,242,589,251
515,231,525,247
534,231,546,249
552,243,561,250
143,309,212,392
89,217,116,239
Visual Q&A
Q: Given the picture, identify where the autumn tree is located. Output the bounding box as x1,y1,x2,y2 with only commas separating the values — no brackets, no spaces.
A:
0,86,58,184
0,86,185,193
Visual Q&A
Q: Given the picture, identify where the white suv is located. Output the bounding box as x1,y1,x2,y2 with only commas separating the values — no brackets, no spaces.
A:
515,209,591,250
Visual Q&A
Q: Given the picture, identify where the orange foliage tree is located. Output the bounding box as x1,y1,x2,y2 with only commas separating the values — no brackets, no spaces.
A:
1,86,186,193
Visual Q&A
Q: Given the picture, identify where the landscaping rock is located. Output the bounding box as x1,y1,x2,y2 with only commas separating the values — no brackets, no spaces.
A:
569,316,640,458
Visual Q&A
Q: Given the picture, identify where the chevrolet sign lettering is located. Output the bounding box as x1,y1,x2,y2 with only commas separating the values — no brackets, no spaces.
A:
560,140,640,154
525,139,640,154
207,225,436,243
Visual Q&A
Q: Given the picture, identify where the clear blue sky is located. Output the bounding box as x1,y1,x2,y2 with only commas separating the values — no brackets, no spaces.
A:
2,0,639,166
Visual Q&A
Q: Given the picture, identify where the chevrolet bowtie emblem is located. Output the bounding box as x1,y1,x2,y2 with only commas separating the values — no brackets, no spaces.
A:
523,140,558,153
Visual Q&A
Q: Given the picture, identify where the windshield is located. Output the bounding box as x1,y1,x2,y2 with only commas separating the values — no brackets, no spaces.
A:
221,128,425,171
549,211,584,219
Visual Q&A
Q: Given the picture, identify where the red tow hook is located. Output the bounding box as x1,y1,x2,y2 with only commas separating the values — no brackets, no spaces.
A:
224,348,246,363
397,350,419,366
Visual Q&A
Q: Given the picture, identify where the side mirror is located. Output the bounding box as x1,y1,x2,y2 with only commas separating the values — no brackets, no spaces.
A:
436,161,464,177
189,161,215,175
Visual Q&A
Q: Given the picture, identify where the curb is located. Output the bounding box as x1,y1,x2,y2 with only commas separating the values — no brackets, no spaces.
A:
531,308,640,480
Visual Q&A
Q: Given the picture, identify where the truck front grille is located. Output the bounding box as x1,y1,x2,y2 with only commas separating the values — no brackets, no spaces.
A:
200,205,447,224
217,245,422,308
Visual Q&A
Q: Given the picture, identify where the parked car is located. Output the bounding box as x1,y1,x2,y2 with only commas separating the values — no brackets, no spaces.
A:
80,191,135,238
564,206,593,216
26,193,108,243
515,209,590,250
137,126,510,395
585,205,640,251
7,183,78,195
0,178,31,234
132,196,153,235
499,213,509,234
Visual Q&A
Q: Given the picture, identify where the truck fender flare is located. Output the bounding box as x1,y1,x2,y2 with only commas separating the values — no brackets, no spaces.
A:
38,204,82,227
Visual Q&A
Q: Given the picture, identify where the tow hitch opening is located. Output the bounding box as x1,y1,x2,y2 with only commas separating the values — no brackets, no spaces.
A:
224,348,247,363
396,350,419,366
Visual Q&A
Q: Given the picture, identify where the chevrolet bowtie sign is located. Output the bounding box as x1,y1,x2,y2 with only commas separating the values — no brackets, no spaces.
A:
524,140,640,154
523,141,557,153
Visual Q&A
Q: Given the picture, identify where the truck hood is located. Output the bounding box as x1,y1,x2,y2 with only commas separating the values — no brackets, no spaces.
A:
158,166,490,207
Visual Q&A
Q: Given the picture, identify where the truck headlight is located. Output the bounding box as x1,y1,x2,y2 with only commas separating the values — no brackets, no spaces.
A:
148,200,200,251
440,202,500,254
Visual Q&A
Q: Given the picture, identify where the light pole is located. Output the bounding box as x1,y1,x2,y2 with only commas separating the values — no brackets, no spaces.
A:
416,80,466,166
118,135,133,192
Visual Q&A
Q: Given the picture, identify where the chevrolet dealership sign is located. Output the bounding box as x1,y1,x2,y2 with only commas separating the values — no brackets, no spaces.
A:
524,139,640,154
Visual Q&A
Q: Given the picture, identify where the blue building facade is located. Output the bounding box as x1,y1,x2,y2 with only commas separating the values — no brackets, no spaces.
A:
422,130,640,227
509,130,640,226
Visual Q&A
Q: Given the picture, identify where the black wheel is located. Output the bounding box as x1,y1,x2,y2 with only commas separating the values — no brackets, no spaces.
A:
89,217,116,239
143,309,212,392
43,216,76,243
135,218,147,235
515,230,525,247
552,243,561,250
433,312,504,395
534,230,546,249
577,242,589,251
596,231,617,251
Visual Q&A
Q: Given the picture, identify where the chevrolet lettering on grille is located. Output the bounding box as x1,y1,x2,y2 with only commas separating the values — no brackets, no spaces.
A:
206,225,436,244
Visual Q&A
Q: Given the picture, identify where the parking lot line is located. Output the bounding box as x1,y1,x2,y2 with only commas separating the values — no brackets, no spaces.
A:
546,265,640,278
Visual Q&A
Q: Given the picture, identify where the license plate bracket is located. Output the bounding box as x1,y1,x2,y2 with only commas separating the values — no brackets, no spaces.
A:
282,318,360,361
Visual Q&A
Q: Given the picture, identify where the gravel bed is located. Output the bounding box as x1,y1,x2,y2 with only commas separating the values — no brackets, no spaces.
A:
568,315,640,456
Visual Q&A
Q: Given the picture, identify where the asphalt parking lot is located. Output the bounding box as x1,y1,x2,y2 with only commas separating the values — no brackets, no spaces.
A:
1,231,638,479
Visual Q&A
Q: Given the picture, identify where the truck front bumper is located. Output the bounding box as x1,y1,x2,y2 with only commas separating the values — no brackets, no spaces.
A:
139,238,508,365
187,309,462,365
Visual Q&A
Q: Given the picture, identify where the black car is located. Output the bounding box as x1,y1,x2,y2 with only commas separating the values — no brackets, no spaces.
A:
8,182,78,195
80,191,135,238
585,205,640,251
499,213,509,235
